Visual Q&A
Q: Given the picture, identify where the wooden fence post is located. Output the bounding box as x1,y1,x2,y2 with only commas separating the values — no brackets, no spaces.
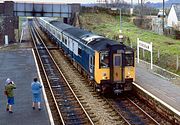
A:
158,49,160,59
142,49,145,59
176,55,179,70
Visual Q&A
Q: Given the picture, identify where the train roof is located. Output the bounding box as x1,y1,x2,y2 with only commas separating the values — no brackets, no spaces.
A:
63,28,93,42
87,38,133,51
50,21,133,52
50,21,73,31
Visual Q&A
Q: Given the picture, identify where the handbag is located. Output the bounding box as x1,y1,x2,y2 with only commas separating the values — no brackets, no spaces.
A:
4,90,8,95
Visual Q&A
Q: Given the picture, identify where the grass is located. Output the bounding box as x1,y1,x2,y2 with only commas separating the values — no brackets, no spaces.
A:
80,12,180,74
80,12,180,54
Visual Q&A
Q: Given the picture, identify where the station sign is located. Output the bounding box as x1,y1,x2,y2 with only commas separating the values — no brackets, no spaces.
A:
138,39,152,51
137,38,153,69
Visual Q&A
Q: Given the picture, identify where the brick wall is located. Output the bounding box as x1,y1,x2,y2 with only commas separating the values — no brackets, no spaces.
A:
4,1,14,16
0,3,4,15
0,1,18,45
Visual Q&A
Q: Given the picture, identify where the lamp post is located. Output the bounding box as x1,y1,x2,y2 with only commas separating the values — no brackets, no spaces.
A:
119,8,123,43
111,7,123,42
120,8,122,34
130,0,133,15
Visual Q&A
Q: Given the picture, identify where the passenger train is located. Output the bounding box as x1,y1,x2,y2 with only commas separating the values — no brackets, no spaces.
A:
37,17,135,94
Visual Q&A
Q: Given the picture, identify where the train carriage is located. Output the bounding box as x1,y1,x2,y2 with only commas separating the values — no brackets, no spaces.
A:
37,17,135,94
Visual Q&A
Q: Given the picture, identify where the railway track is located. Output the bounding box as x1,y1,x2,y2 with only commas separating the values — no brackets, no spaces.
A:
107,97,159,124
106,94,172,125
29,20,94,125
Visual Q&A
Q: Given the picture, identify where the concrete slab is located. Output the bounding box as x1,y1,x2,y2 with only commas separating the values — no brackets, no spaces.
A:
135,64,180,115
0,49,50,125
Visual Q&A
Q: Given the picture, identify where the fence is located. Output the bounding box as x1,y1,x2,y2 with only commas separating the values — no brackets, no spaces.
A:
124,39,180,78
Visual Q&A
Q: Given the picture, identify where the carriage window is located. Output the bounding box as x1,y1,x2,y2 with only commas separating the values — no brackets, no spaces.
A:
68,38,72,50
59,33,62,41
125,53,134,66
62,35,64,43
78,46,82,56
63,35,67,45
72,42,74,52
100,51,109,68
52,29,55,34
90,56,95,65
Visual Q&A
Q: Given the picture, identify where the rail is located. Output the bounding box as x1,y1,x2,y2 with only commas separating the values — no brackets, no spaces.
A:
29,20,94,125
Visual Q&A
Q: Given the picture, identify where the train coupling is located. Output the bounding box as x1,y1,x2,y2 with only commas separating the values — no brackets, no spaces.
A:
113,84,123,95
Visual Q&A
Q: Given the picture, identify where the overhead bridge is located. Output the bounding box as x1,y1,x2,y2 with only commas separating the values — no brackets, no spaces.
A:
0,1,80,44
0,1,80,17
14,2,79,17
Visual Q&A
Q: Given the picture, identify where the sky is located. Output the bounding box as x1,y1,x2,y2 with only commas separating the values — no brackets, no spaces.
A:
0,0,168,4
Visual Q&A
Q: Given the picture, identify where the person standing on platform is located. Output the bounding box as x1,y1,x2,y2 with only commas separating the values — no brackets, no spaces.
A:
31,78,42,111
5,78,16,113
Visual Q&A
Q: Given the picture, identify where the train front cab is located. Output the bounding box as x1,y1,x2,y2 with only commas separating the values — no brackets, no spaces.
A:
110,46,135,94
94,45,135,94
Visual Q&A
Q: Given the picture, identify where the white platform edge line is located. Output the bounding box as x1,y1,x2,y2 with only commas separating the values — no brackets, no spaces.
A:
20,28,24,43
133,82,180,116
32,49,55,125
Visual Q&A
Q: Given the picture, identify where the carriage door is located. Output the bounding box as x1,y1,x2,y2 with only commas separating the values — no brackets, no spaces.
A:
113,54,123,82
89,55,94,74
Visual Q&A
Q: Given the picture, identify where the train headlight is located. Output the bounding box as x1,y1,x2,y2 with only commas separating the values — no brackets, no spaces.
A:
126,72,132,78
102,73,107,79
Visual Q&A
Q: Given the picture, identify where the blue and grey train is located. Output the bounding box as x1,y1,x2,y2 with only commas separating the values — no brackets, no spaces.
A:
37,17,135,94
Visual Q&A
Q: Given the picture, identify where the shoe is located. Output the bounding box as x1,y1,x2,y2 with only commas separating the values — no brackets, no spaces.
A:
6,108,9,111
38,108,41,111
9,111,13,114
32,107,35,110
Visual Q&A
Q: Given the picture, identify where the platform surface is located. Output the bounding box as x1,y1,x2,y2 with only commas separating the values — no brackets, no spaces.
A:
0,49,50,125
136,63,180,114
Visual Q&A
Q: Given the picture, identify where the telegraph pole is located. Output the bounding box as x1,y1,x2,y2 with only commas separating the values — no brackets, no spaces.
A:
119,8,123,43
141,0,143,17
130,0,133,15
162,0,165,34
140,0,143,25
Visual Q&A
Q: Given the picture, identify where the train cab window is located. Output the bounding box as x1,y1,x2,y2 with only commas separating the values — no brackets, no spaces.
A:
125,53,134,66
100,51,109,68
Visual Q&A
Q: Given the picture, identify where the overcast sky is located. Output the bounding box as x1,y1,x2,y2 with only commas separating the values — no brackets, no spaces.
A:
0,0,168,4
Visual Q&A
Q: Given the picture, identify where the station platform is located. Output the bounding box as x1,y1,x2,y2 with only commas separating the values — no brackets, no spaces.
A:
0,49,51,125
135,62,180,117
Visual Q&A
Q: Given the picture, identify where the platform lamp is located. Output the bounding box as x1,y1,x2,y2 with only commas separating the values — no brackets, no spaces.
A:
111,7,123,43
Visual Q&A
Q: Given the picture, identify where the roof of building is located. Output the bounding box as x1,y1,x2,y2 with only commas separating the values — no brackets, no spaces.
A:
172,3,180,21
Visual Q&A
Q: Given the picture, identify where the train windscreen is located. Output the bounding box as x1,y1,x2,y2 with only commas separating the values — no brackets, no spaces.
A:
100,51,109,68
125,52,134,66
